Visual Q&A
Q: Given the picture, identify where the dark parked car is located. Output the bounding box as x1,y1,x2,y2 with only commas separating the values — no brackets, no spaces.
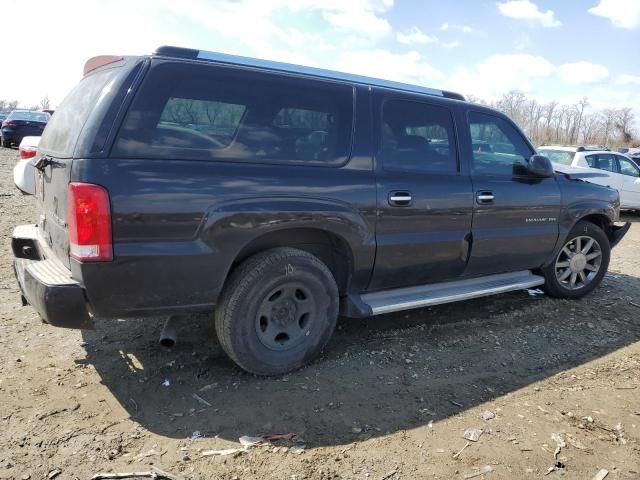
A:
1,110,49,147
12,47,630,375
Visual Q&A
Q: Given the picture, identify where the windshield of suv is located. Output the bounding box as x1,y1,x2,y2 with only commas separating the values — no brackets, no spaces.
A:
538,149,575,165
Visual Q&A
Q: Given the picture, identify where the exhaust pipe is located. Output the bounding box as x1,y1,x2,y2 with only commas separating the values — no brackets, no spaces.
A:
159,316,179,348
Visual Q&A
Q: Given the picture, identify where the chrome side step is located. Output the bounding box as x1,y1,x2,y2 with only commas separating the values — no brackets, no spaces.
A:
362,270,545,316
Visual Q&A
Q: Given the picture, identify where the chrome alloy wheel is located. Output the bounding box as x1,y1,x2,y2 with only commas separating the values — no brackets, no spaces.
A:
554,236,602,290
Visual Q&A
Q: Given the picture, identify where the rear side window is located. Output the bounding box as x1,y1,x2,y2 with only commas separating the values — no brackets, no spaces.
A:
587,154,618,172
468,111,533,176
380,99,457,173
113,62,354,165
39,67,121,157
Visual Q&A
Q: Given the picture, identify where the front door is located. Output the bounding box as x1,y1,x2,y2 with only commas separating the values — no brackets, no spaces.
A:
463,110,561,276
369,94,473,291
615,155,640,208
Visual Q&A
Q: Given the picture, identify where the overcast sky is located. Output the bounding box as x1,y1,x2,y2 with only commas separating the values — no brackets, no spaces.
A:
2,0,639,115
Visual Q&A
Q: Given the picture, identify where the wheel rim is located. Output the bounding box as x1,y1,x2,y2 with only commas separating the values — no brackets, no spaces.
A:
255,282,316,351
554,235,602,290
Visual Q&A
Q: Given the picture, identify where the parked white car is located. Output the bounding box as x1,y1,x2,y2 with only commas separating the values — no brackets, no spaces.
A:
538,145,640,210
13,136,40,195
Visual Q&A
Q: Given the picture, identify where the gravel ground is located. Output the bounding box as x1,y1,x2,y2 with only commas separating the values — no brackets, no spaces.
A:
0,147,639,480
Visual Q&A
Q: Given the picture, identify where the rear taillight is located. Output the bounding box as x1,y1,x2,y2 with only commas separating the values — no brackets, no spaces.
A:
67,182,113,262
4,122,17,128
19,146,37,160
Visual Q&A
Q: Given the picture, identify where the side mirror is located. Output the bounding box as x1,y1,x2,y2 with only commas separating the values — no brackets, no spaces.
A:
527,154,554,178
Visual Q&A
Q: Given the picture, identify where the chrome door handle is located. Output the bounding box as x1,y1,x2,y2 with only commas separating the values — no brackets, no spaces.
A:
388,191,412,206
476,191,495,204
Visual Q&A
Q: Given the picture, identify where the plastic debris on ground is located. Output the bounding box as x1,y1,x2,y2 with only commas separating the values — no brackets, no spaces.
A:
463,465,493,479
551,432,566,448
591,469,609,480
201,432,304,457
463,428,483,442
481,410,495,421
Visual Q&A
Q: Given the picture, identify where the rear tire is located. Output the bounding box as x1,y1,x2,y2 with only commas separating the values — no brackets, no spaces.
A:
1,137,10,148
215,248,339,375
541,220,610,299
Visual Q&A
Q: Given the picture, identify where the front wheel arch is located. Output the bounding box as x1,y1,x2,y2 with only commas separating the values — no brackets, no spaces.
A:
541,220,610,299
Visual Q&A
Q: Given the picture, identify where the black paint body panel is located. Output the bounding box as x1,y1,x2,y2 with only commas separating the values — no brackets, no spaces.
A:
13,53,628,322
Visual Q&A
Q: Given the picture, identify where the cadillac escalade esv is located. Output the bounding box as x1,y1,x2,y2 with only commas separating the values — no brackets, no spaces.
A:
12,46,630,375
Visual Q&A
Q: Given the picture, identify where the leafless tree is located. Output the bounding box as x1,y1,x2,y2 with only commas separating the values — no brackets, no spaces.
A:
39,96,51,110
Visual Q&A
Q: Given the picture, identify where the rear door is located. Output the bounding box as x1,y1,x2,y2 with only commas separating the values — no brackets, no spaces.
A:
463,109,560,275
584,153,622,190
370,92,473,290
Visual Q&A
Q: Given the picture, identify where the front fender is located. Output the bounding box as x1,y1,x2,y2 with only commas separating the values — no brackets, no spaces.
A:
544,200,621,267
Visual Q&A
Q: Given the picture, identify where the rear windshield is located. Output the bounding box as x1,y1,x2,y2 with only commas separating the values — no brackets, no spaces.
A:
39,66,121,157
538,149,575,165
8,111,49,122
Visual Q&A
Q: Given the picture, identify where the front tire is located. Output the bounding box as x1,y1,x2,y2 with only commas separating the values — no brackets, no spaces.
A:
542,220,610,299
215,248,339,375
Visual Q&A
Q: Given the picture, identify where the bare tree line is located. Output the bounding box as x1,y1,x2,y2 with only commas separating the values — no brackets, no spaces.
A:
0,96,51,113
468,90,638,148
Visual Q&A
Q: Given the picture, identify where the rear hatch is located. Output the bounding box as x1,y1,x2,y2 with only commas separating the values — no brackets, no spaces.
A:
35,58,140,267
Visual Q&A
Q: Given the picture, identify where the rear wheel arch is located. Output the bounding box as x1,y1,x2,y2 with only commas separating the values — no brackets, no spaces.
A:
226,228,355,295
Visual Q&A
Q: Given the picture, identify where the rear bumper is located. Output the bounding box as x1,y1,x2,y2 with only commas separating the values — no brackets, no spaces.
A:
610,222,631,249
12,225,93,329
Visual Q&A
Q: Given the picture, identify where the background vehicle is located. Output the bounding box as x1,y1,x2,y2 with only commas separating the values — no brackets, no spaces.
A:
13,136,40,195
538,145,640,210
0,112,9,123
12,47,629,376
1,110,49,147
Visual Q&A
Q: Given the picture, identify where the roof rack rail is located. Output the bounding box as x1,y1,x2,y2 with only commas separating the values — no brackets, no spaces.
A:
153,45,465,102
576,145,610,152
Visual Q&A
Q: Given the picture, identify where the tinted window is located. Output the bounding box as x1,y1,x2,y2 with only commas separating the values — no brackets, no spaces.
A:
596,154,618,173
618,156,640,177
158,98,245,148
586,154,621,173
380,99,457,173
538,149,575,166
113,62,354,165
39,67,121,157
468,111,533,175
8,111,49,122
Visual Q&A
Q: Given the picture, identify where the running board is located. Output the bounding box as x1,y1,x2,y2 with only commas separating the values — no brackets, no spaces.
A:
361,271,545,316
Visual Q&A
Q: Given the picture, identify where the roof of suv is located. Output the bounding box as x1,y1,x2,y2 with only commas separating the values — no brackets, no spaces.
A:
152,45,467,102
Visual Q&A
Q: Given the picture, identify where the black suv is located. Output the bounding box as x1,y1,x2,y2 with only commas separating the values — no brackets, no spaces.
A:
12,46,630,375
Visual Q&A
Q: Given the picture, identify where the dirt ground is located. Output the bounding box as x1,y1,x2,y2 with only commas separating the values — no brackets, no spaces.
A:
0,147,638,480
